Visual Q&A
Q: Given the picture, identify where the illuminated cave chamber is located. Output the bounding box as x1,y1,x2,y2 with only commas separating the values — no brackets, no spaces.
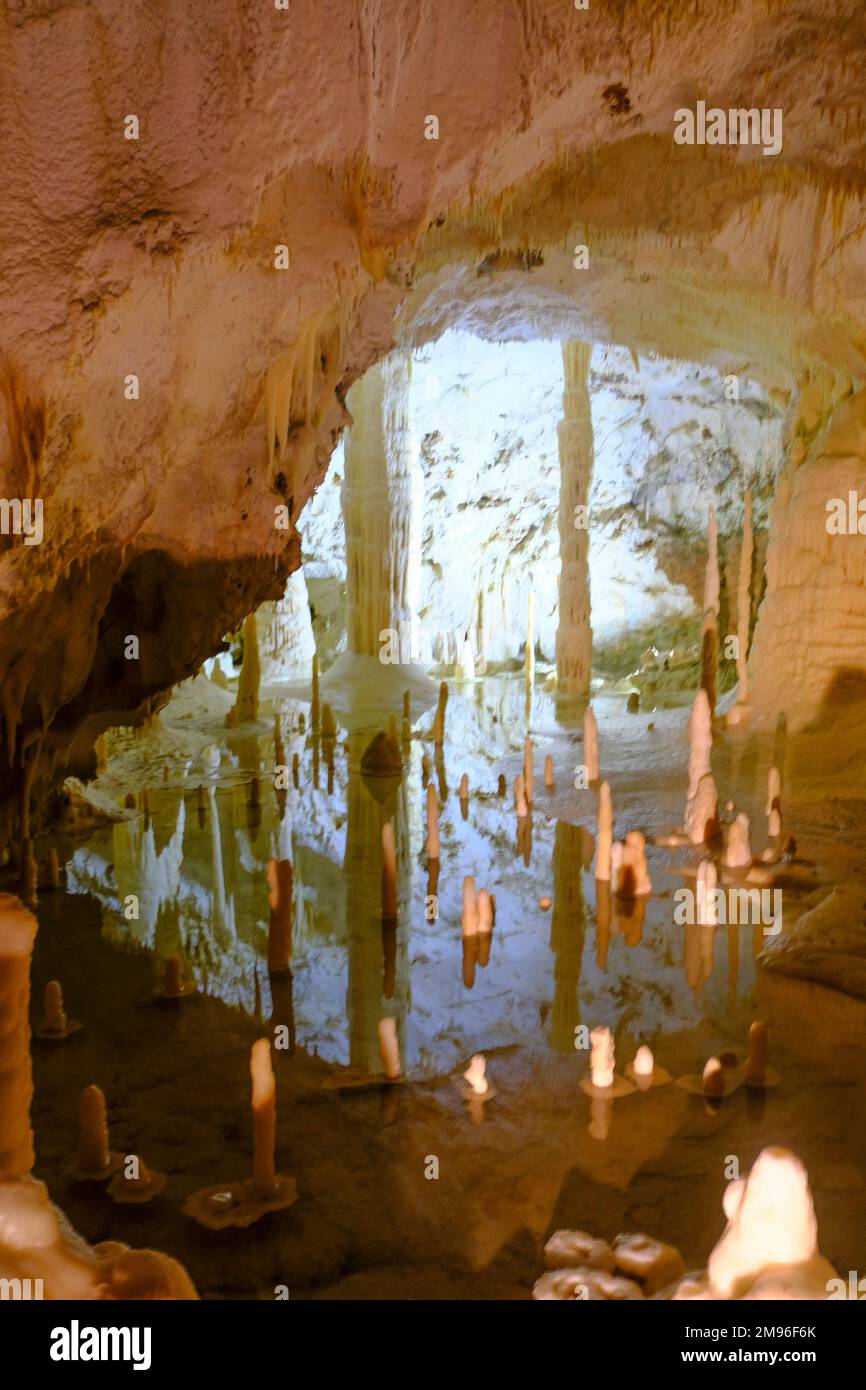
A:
295,331,783,705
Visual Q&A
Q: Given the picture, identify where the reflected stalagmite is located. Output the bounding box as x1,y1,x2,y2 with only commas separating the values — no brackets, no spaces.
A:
595,781,612,881
700,503,720,714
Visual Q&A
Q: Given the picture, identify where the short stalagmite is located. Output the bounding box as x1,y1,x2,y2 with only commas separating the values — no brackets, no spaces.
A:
725,812,752,869
544,754,554,789
378,1018,402,1081
584,706,599,783
523,735,534,802
462,876,479,937
687,773,718,847
74,1085,116,1180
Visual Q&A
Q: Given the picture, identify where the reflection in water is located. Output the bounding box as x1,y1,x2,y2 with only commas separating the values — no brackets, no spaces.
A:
68,678,765,1081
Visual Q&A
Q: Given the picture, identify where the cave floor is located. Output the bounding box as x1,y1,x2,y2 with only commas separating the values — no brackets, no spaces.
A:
28,675,866,1299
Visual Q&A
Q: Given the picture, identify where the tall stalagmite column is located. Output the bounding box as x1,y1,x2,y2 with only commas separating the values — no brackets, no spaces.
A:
555,341,594,698
342,353,422,658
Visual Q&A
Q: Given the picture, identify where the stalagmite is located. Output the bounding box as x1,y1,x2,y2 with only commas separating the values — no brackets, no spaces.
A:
595,781,612,881
697,859,719,925
251,1039,277,1199
381,822,397,919
590,1026,615,1089
425,782,440,860
463,1054,488,1095
702,1057,724,1097
75,1085,116,1179
523,735,534,802
514,773,528,818
378,1018,401,1080
706,1148,836,1299
725,812,752,869
685,690,717,843
0,895,37,1179
633,1045,654,1078
341,353,422,659
555,340,594,697
477,889,493,952
42,981,66,1033
544,754,555,788
184,1037,296,1228
95,734,108,773
766,765,781,815
458,773,469,803
736,489,753,707
687,774,718,847
584,706,599,782
462,876,479,936
743,1021,772,1087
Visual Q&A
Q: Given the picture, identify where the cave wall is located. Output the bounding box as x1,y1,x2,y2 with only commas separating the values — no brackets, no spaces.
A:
748,386,866,726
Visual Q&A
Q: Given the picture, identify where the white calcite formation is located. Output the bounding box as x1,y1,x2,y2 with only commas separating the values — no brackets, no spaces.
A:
341,352,421,659
589,1026,615,1089
703,1148,838,1300
555,341,594,697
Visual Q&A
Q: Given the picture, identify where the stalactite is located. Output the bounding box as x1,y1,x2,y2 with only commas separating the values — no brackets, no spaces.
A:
555,341,593,697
